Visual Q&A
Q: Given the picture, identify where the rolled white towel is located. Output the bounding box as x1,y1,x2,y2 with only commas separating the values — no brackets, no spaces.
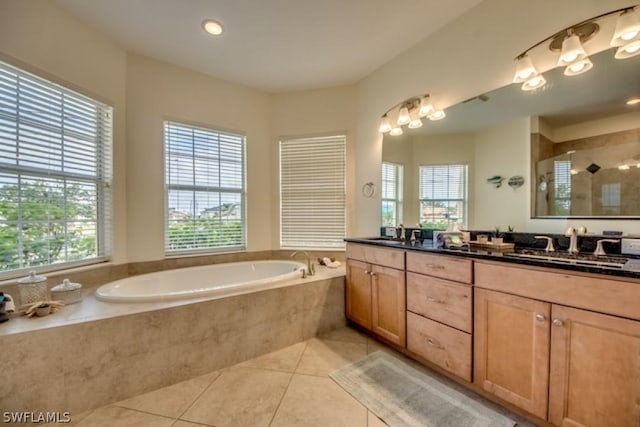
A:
322,257,342,268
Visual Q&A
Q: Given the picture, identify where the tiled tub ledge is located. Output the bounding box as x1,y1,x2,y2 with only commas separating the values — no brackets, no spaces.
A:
1,266,346,415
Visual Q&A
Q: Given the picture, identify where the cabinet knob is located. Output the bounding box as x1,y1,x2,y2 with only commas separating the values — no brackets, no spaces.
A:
535,313,546,322
552,318,564,327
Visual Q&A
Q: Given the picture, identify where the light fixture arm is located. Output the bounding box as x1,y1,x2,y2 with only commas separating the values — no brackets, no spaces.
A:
513,5,634,59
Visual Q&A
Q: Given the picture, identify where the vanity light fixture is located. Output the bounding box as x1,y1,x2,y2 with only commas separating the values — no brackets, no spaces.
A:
389,127,403,136
564,57,593,76
557,32,588,66
512,55,538,83
512,5,639,91
627,97,640,105
379,95,446,135
408,109,423,129
428,110,446,120
611,8,640,46
202,19,224,36
397,105,411,126
615,40,640,58
378,114,392,133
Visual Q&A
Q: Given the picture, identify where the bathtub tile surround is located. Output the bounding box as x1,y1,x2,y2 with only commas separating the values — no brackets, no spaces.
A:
1,272,346,415
66,326,387,427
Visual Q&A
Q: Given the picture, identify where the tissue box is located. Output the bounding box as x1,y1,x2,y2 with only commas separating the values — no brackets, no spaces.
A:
51,279,82,304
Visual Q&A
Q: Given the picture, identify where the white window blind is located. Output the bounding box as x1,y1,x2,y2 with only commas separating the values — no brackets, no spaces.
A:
164,121,246,253
419,164,467,228
381,162,403,227
0,60,112,275
280,135,346,249
554,160,571,215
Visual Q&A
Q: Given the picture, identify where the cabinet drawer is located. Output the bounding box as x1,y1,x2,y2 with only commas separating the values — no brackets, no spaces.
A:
407,272,472,333
406,252,472,284
346,243,404,270
475,261,640,321
407,311,471,381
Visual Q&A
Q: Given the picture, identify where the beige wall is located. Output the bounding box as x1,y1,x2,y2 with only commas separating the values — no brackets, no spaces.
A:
126,54,272,261
3,0,639,269
354,0,639,236
0,0,129,264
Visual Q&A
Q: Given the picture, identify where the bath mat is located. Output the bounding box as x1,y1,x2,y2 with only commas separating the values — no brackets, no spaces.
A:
330,351,527,427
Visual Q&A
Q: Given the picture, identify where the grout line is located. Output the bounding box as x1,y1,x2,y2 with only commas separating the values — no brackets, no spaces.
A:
174,369,224,425
267,340,309,426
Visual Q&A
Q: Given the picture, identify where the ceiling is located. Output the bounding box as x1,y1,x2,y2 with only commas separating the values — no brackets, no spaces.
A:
54,0,482,93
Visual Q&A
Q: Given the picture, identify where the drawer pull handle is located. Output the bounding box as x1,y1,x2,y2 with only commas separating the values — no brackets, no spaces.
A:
427,338,444,350
426,296,445,304
553,318,565,327
426,264,446,270
535,313,546,322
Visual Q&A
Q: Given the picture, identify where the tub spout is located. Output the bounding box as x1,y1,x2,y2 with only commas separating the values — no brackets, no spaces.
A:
290,251,315,276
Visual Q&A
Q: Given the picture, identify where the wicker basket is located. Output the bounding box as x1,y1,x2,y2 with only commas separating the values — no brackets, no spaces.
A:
51,279,82,305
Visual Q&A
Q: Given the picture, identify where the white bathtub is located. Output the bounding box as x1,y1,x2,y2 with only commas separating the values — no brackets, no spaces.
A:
95,260,307,302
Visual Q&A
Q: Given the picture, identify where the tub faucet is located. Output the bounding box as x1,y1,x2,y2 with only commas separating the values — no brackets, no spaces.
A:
290,251,315,276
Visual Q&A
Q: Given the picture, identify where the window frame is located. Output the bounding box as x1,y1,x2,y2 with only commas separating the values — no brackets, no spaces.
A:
163,120,247,255
0,60,113,278
381,161,403,227
279,134,346,250
418,164,468,229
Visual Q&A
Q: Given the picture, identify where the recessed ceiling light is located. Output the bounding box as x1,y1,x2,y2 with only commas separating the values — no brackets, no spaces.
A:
627,97,640,105
202,19,224,36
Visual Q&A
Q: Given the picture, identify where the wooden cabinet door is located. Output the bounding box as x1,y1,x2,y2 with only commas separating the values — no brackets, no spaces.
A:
474,288,551,419
549,305,640,427
371,265,406,346
346,259,372,328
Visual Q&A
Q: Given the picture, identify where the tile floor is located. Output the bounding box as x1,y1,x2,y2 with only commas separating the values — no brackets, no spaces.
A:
65,326,393,427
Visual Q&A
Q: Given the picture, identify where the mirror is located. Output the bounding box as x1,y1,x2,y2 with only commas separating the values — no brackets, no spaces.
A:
382,49,640,227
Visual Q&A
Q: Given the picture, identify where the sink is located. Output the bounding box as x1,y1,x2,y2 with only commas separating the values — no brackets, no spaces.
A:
504,249,629,270
368,237,405,244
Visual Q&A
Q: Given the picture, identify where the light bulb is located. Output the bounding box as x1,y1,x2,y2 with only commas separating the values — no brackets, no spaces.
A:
521,74,546,91
513,55,538,83
397,106,410,125
408,119,423,129
378,115,391,133
611,8,640,46
615,40,640,59
428,110,445,121
558,34,587,66
418,98,434,117
564,57,593,76
389,127,403,136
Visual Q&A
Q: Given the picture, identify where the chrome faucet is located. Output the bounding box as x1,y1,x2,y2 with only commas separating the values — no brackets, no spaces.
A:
594,239,620,256
565,227,579,254
396,224,406,242
290,251,315,276
534,235,555,252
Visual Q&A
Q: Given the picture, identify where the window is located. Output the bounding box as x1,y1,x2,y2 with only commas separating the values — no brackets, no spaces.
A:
381,162,403,227
0,61,112,275
554,160,571,215
280,135,346,249
164,122,246,253
419,164,468,229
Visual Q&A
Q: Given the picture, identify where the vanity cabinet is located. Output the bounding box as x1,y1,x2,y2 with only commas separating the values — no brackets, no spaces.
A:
345,243,406,346
474,261,640,426
474,288,550,419
406,252,473,381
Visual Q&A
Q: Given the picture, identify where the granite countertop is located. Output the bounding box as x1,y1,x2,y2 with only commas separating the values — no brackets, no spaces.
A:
345,237,640,280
